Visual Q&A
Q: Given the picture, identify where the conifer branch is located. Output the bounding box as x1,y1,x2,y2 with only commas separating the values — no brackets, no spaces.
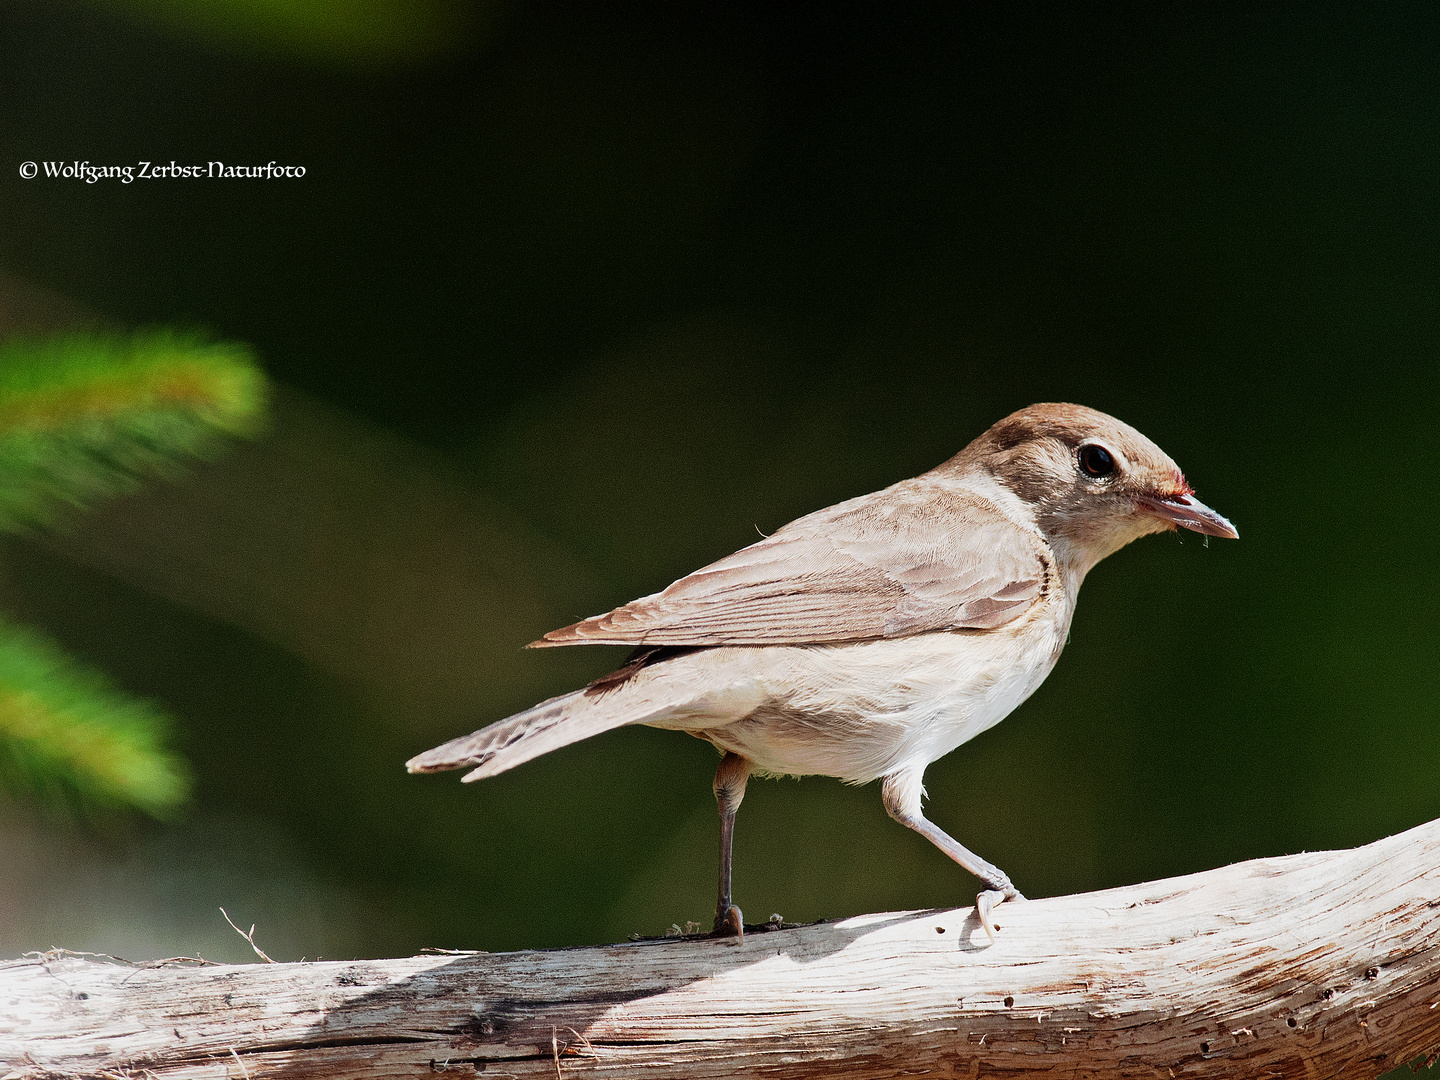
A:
0,328,267,816
0,329,266,531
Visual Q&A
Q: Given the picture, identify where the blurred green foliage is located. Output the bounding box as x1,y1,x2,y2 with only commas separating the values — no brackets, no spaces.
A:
0,614,189,817
0,330,266,530
91,0,490,66
0,330,266,818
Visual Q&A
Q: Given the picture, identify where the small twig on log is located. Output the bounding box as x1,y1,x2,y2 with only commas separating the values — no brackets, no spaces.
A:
7,819,1440,1078
218,907,274,964
227,1047,251,1079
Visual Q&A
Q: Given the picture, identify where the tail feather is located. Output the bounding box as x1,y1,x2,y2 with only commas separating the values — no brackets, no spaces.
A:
406,688,648,783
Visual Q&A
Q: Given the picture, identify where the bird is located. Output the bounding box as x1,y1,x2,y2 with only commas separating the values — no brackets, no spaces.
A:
407,403,1237,941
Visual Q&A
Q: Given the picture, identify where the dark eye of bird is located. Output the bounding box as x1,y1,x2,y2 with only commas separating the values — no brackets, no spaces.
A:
1078,444,1116,478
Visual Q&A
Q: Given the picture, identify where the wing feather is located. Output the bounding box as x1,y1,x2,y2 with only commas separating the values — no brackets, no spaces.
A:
534,478,1048,647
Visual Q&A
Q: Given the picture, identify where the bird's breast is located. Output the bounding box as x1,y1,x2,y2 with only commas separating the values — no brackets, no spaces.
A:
671,590,1075,783
897,595,1073,766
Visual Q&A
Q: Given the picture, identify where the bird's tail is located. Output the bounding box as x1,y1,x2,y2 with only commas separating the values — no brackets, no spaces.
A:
406,685,661,783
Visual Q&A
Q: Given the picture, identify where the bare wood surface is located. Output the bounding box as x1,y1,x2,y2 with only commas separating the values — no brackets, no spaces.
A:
6,820,1440,1079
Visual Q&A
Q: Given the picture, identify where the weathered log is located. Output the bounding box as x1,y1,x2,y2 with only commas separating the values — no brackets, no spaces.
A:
5,819,1440,1079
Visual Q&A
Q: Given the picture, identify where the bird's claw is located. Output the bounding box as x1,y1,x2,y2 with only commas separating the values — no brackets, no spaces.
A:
712,904,744,944
975,888,1024,943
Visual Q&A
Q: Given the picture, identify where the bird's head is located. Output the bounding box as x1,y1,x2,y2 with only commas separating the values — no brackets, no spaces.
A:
953,402,1237,574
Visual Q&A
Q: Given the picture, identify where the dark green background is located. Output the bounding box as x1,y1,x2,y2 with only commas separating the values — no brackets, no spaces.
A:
1,1,1437,967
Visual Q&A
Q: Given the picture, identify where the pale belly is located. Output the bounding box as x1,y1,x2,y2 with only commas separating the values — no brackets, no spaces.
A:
642,598,1074,784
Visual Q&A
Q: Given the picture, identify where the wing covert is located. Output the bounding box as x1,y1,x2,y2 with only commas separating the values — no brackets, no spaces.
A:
533,479,1048,648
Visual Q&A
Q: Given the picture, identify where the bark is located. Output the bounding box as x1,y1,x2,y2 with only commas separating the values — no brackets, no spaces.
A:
5,818,1440,1079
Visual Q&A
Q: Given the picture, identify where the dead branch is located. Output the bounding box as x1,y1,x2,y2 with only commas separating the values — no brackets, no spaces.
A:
5,819,1440,1079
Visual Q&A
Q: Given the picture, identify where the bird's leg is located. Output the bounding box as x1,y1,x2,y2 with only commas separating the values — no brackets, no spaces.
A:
712,751,751,941
881,770,1024,942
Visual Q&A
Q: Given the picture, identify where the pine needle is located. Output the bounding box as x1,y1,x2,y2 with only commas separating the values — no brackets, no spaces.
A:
0,329,267,530
0,615,191,818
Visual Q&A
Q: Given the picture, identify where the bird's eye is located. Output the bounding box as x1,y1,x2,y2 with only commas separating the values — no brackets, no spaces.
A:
1078,444,1116,479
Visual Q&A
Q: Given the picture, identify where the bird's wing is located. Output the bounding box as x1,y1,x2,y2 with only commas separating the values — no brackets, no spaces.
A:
534,480,1050,647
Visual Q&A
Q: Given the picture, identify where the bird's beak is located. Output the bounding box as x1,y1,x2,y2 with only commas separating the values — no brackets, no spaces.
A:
1136,492,1239,539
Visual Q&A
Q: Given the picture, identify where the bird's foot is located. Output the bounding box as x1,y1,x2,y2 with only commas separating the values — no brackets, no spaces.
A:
712,904,744,944
975,887,1024,944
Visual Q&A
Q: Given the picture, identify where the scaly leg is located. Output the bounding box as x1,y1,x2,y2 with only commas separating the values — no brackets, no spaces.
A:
881,769,1024,942
712,751,751,941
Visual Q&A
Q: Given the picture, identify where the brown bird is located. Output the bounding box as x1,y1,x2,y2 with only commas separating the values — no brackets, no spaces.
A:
408,403,1237,940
